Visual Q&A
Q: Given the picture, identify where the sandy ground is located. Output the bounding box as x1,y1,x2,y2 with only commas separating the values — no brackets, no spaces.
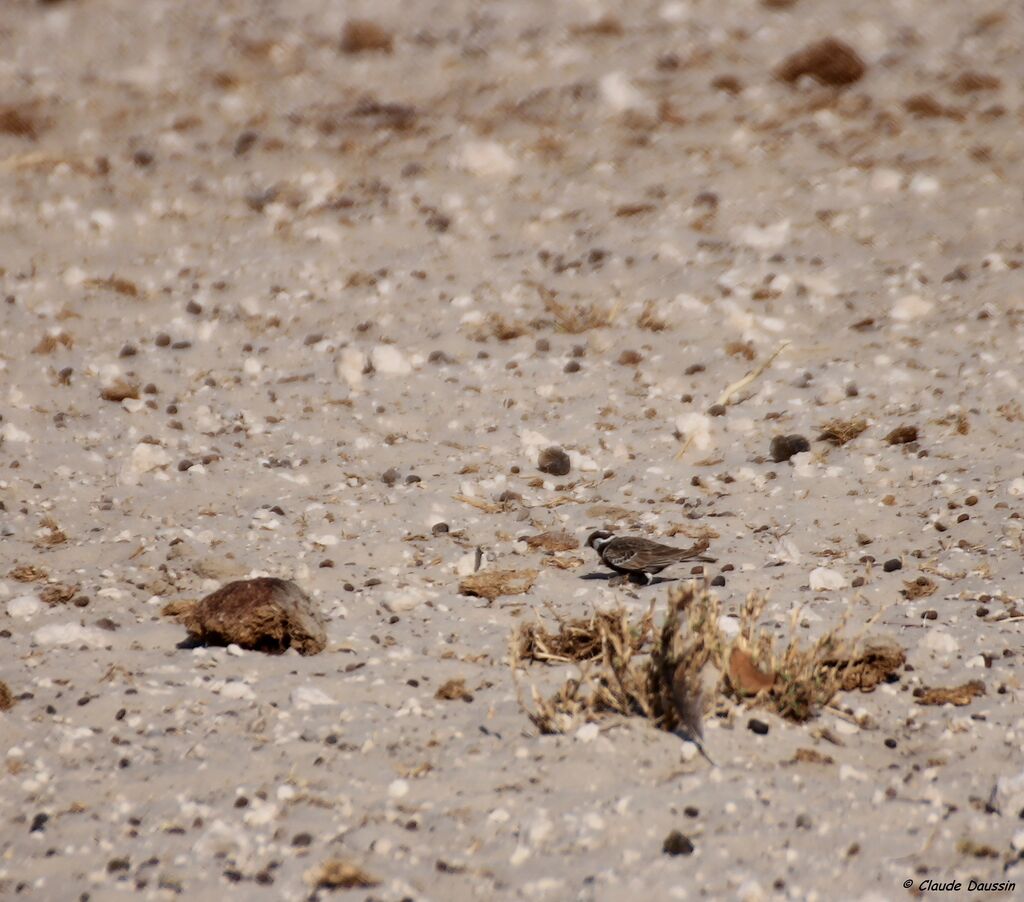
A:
2,0,1024,899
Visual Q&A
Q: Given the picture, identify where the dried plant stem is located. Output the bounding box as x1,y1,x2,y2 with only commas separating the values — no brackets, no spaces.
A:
717,340,790,407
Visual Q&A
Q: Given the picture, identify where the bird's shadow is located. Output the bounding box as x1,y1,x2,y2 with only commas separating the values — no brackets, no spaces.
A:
580,571,679,587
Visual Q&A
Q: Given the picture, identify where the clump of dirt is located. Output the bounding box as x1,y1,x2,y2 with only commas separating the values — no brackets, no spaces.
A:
458,569,538,601
0,681,14,712
915,680,985,707
163,577,327,655
776,38,866,87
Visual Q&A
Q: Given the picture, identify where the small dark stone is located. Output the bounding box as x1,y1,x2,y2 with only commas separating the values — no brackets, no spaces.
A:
684,806,699,817
30,813,48,833
617,349,643,366
132,149,154,168
851,576,865,588
177,460,193,472
154,333,171,347
884,738,897,749
662,830,694,856
922,609,938,621
431,522,450,536
684,363,705,375
537,446,571,476
770,434,810,462
364,577,381,588
381,467,401,486
118,344,137,358
304,333,324,346
710,574,726,587
571,344,586,358
72,595,90,608
563,360,581,373
233,130,259,157
107,858,130,873
535,338,550,353
405,474,421,485
883,558,902,572
185,300,203,315
291,832,313,847
748,718,770,735
319,559,334,568
171,340,191,350
427,350,454,365
976,606,989,617
707,403,727,417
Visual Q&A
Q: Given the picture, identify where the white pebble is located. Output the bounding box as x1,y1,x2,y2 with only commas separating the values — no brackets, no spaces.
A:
291,687,336,708
809,567,848,591
336,348,366,388
921,630,959,656
388,779,409,799
33,623,110,648
891,294,933,321
370,344,411,376
7,595,42,619
454,140,517,178
575,723,600,743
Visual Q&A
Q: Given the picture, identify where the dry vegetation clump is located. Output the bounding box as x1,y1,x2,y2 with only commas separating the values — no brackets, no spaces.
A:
511,605,653,665
0,681,14,712
542,294,619,334
513,583,904,740
818,417,869,446
466,312,532,342
307,859,379,890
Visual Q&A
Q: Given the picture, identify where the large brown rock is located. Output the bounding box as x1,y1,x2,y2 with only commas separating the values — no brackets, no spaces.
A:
168,578,327,655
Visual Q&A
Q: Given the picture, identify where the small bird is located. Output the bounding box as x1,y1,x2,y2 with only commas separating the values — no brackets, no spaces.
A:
585,530,715,585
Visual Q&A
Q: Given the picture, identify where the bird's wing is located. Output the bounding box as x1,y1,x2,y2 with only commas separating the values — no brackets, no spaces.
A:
605,538,714,569
604,539,685,570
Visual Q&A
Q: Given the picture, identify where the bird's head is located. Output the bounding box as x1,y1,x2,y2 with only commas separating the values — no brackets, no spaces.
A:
585,529,614,550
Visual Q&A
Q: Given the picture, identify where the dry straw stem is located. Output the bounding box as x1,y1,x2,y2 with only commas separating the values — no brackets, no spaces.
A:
514,583,904,736
716,340,790,407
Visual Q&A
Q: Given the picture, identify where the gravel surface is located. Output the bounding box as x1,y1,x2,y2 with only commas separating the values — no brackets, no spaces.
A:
2,1,1023,899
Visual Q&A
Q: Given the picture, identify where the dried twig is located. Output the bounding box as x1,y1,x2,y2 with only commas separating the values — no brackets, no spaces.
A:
717,341,790,407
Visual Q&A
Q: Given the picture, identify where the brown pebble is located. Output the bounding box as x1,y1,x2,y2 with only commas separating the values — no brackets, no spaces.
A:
380,468,401,486
118,344,137,358
564,360,581,373
340,19,393,54
234,130,259,156
617,349,643,366
535,338,550,353
770,433,810,462
957,513,969,523
922,610,938,620
177,459,193,472
537,446,571,476
171,340,192,350
886,424,919,445
707,403,727,417
965,495,978,506
431,522,449,536
100,379,139,402
186,300,203,315
154,333,171,347
662,830,695,856
776,37,866,87
883,558,902,572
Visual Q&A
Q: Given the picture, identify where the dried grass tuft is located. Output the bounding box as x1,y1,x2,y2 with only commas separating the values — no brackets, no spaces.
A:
511,605,652,665
467,312,532,342
513,583,904,742
542,295,618,334
818,417,869,446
